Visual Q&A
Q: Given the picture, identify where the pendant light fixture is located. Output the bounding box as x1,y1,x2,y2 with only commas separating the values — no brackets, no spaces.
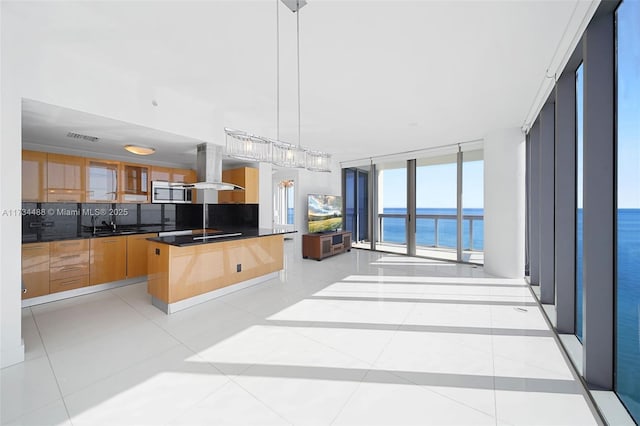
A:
223,0,331,172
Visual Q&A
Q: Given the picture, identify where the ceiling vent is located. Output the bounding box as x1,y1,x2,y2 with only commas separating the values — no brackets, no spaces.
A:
66,132,99,142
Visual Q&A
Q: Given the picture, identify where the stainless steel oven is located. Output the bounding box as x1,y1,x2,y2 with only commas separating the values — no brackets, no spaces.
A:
151,181,194,204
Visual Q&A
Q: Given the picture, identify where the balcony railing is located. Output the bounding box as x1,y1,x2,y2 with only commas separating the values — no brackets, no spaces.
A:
378,213,484,250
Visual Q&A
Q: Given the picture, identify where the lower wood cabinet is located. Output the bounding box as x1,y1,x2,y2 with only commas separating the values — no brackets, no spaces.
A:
90,236,127,285
126,233,156,278
49,239,90,294
50,275,90,293
22,243,50,299
23,233,157,301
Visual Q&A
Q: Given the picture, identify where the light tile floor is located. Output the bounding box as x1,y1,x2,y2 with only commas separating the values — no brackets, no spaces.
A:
2,242,600,425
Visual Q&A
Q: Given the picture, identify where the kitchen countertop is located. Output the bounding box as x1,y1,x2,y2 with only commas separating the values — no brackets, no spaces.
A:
21,225,205,244
148,228,297,247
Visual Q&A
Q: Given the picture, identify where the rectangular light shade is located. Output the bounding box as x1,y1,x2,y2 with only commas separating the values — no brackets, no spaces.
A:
225,130,272,162
272,141,306,168
305,150,331,172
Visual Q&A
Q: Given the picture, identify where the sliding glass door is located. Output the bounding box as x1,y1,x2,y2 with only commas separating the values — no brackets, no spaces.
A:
462,150,484,263
344,167,370,248
415,154,458,261
376,161,408,255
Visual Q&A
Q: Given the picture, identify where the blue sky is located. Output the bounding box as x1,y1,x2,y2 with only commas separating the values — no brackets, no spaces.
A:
381,160,483,209
617,0,640,209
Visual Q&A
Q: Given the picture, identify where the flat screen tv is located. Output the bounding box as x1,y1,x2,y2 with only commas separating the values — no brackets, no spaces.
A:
308,194,343,233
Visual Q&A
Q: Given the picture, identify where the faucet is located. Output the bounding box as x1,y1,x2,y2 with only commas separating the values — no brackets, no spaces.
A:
102,218,117,232
91,216,97,235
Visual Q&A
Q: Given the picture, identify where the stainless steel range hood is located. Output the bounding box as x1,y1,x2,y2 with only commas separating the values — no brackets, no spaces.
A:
169,143,244,191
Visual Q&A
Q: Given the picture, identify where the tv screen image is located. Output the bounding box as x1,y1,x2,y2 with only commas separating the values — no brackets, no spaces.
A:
308,194,343,233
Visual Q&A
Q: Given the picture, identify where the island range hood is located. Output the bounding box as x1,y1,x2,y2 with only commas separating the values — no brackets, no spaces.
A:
169,143,244,191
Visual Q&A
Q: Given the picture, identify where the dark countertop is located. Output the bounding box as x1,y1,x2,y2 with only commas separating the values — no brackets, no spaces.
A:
148,228,297,247
21,225,203,244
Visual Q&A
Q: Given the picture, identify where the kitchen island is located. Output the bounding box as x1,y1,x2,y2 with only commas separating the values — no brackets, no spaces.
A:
147,228,294,313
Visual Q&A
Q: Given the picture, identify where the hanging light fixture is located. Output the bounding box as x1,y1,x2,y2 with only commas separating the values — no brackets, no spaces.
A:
223,0,331,172
224,128,272,162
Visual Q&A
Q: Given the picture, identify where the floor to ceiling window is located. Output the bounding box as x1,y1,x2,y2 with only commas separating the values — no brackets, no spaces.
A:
463,150,484,264
344,167,370,247
415,154,457,261
615,0,640,421
576,62,584,342
377,161,408,254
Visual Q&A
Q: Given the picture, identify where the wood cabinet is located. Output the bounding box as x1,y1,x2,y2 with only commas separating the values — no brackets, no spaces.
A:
22,243,50,299
46,153,85,202
86,159,119,202
49,239,90,293
218,167,258,204
22,150,47,202
126,233,156,278
302,231,352,261
90,236,126,285
172,168,197,184
150,166,171,181
151,166,196,183
121,163,150,203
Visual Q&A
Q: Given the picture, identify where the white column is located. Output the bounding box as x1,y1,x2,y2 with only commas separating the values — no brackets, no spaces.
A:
0,95,26,367
483,127,526,278
258,161,273,229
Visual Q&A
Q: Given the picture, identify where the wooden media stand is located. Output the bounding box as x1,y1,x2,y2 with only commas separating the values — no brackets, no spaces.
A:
302,230,352,261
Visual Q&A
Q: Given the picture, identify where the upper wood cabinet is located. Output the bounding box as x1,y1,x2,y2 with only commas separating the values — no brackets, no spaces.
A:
46,153,85,202
121,163,150,203
22,243,50,299
150,166,171,182
22,150,47,202
90,236,126,285
218,167,259,204
150,166,196,183
172,168,197,184
86,159,119,202
22,150,196,203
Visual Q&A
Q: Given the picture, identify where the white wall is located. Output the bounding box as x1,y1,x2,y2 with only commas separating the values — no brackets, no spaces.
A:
483,127,526,278
272,165,341,253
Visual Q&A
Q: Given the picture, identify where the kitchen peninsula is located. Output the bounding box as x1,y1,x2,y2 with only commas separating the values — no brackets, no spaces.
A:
147,228,294,313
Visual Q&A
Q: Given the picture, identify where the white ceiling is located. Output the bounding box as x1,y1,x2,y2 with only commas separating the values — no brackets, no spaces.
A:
14,0,593,166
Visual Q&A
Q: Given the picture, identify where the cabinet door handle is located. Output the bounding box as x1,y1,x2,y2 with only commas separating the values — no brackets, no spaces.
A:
102,240,118,244
61,266,82,272
60,254,80,259
23,245,46,251
59,279,81,286
59,242,81,247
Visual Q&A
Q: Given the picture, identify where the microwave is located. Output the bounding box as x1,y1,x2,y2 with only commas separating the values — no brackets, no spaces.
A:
151,181,194,204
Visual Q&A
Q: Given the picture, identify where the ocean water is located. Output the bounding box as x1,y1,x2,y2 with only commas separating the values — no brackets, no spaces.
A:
380,207,484,250
616,209,640,418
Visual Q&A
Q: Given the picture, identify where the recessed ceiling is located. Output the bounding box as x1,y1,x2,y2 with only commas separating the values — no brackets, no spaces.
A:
10,1,594,165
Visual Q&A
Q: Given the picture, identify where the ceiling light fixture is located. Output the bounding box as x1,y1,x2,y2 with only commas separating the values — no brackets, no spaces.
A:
124,145,156,155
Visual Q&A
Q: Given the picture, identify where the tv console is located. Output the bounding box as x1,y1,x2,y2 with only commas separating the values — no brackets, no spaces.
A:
302,230,352,261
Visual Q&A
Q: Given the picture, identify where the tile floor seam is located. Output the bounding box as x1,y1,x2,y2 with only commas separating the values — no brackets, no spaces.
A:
29,308,75,426
211,377,296,426
327,294,409,426
372,290,501,422
525,283,607,426
58,342,184,402
489,299,499,426
107,286,199,349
